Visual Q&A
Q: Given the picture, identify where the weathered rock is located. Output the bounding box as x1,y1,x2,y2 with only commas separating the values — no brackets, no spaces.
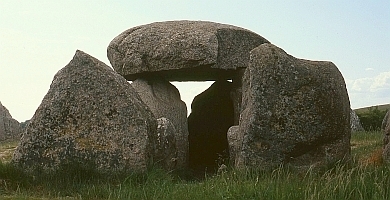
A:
236,44,351,170
19,119,31,134
155,117,177,170
382,110,390,163
12,50,157,175
350,109,364,132
131,78,188,168
230,69,245,125
188,80,234,171
227,125,240,166
0,101,21,142
107,20,270,81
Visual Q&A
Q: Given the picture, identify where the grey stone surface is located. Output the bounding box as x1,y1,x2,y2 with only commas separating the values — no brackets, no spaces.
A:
227,125,239,166
188,80,234,171
350,109,364,132
0,101,21,142
236,44,351,170
230,69,245,125
155,117,177,170
382,110,390,163
131,78,188,169
12,50,157,175
107,20,269,81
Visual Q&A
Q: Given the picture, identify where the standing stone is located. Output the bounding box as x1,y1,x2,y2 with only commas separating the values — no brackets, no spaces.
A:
188,80,234,171
0,102,21,142
12,50,157,175
155,117,177,170
350,109,364,132
382,110,390,163
236,44,351,170
227,125,240,166
230,69,245,125
131,78,188,169
107,20,269,81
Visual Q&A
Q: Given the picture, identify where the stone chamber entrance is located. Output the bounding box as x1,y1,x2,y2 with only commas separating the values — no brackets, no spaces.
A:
184,80,235,172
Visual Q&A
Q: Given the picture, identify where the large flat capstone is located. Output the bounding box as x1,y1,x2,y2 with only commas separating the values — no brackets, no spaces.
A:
107,20,269,81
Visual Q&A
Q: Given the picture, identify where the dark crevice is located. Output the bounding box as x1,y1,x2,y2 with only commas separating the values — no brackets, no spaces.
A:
188,81,234,173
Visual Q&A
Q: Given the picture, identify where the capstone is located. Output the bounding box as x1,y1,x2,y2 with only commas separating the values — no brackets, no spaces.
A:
107,20,270,81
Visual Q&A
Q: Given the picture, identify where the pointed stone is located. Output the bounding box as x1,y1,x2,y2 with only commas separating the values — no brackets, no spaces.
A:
12,50,157,175
0,101,21,142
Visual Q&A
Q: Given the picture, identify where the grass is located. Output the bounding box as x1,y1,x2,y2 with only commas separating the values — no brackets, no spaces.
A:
0,140,18,163
0,131,389,199
354,103,390,114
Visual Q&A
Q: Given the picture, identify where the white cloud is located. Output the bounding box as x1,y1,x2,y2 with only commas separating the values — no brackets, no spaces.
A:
347,71,390,109
348,77,371,92
365,68,374,71
370,71,390,91
348,71,390,92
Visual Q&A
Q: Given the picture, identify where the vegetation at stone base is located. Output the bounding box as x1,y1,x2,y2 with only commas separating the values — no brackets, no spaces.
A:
0,140,18,163
0,131,389,200
355,105,389,131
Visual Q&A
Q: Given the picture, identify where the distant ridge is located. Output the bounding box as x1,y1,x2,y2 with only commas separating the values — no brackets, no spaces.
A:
354,103,390,114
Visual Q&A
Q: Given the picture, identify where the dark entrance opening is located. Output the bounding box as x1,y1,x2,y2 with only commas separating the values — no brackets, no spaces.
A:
188,80,234,172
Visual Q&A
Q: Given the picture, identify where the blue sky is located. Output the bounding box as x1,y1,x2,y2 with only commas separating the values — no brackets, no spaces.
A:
1,0,389,121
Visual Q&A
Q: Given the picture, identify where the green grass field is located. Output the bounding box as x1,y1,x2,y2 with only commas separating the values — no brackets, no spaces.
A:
0,131,388,200
354,104,390,115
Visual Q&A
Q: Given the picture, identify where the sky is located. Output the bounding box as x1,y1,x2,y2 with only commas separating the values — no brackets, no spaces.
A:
1,0,389,122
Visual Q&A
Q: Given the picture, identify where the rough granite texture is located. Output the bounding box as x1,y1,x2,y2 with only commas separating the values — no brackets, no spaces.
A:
107,20,270,81
350,109,364,132
227,125,240,166
0,101,21,142
12,50,157,175
131,78,188,169
155,117,178,170
236,44,351,170
382,110,390,163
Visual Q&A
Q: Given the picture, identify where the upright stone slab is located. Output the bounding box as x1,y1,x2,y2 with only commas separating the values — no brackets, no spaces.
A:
0,101,21,142
350,109,364,132
107,20,269,81
188,80,234,171
131,78,188,169
382,110,390,163
12,50,157,175
227,125,240,166
155,117,178,170
236,44,351,170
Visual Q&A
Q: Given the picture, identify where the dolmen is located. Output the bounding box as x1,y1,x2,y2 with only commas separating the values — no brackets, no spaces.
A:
12,20,351,175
